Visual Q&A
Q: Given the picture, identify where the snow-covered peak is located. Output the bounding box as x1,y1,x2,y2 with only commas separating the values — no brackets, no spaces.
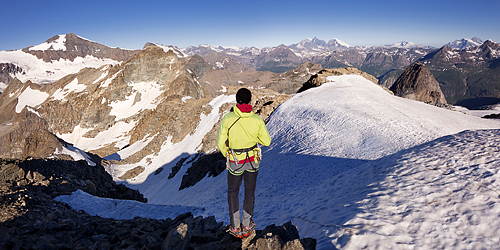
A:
386,41,418,48
0,49,120,84
292,37,350,52
445,37,484,50
151,43,187,58
327,38,351,48
29,34,67,51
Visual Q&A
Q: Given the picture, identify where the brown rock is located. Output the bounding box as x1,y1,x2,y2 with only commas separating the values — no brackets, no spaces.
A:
390,62,447,105
119,166,145,180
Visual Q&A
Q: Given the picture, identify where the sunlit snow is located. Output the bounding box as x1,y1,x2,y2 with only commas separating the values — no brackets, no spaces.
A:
0,50,120,84
109,81,163,120
15,86,49,113
55,75,500,249
29,34,67,51
51,77,86,101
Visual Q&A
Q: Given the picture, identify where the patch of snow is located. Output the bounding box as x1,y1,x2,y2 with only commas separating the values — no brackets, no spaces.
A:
57,120,138,152
153,43,187,58
219,85,227,92
0,82,7,92
54,144,96,166
26,106,41,117
51,77,86,101
105,134,157,161
92,70,109,85
109,81,163,120
100,70,122,88
181,96,194,103
55,190,199,220
15,86,49,113
29,34,67,51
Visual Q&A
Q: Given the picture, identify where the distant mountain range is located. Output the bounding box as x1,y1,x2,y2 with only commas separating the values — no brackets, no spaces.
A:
0,34,498,108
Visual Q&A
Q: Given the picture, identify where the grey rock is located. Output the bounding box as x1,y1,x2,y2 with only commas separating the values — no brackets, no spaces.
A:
162,223,190,250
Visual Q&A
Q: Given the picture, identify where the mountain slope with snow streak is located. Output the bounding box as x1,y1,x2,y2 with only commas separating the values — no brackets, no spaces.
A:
0,46,120,87
0,33,138,89
56,75,500,249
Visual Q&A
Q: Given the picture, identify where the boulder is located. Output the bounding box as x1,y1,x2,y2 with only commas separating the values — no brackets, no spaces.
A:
390,62,447,105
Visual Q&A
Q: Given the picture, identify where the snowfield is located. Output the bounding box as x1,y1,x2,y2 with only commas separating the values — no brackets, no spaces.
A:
0,47,120,85
56,75,500,249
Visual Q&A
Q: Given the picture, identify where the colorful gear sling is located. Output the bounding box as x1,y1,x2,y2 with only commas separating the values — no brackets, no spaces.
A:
225,117,259,172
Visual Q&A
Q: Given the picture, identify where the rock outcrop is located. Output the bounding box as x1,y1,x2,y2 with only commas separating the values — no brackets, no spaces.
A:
0,158,315,250
297,67,379,93
390,62,447,105
0,63,24,91
483,113,500,119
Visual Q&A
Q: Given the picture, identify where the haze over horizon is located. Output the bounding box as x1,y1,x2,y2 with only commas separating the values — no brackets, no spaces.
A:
1,0,499,51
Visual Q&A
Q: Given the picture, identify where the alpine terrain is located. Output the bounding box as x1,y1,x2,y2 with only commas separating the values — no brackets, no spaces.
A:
1,33,500,249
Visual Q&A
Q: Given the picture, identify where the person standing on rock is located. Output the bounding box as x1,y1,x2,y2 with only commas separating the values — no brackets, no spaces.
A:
217,88,272,238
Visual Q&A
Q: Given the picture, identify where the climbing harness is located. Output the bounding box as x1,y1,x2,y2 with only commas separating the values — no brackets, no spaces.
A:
225,116,261,173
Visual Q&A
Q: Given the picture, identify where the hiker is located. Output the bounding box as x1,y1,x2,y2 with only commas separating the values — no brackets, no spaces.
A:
217,88,272,238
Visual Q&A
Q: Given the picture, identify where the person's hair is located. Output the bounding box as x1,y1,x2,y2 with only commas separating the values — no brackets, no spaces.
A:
236,88,252,104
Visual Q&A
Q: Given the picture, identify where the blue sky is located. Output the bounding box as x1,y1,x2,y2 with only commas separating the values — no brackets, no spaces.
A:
1,0,499,51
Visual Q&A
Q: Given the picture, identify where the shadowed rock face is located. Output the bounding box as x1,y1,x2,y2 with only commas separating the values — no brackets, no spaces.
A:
390,62,447,105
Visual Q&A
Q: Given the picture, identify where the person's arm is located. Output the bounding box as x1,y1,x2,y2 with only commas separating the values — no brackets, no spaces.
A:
257,118,271,147
217,117,229,156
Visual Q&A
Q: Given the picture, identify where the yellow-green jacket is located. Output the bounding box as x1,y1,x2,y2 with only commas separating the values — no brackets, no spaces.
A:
217,105,271,163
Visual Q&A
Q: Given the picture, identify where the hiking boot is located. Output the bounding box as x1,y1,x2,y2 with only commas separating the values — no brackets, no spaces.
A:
227,225,242,238
240,221,255,237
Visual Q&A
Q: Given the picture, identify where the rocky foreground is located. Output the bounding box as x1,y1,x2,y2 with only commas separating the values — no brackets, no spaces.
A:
0,158,316,249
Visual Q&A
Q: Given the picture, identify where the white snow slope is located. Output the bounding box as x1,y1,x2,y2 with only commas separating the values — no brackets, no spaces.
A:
0,35,120,87
56,75,500,249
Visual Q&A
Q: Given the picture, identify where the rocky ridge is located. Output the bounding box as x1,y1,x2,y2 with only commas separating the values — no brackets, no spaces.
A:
23,33,140,63
184,38,499,106
0,33,140,88
297,67,380,93
390,62,447,105
418,40,500,107
0,158,315,250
